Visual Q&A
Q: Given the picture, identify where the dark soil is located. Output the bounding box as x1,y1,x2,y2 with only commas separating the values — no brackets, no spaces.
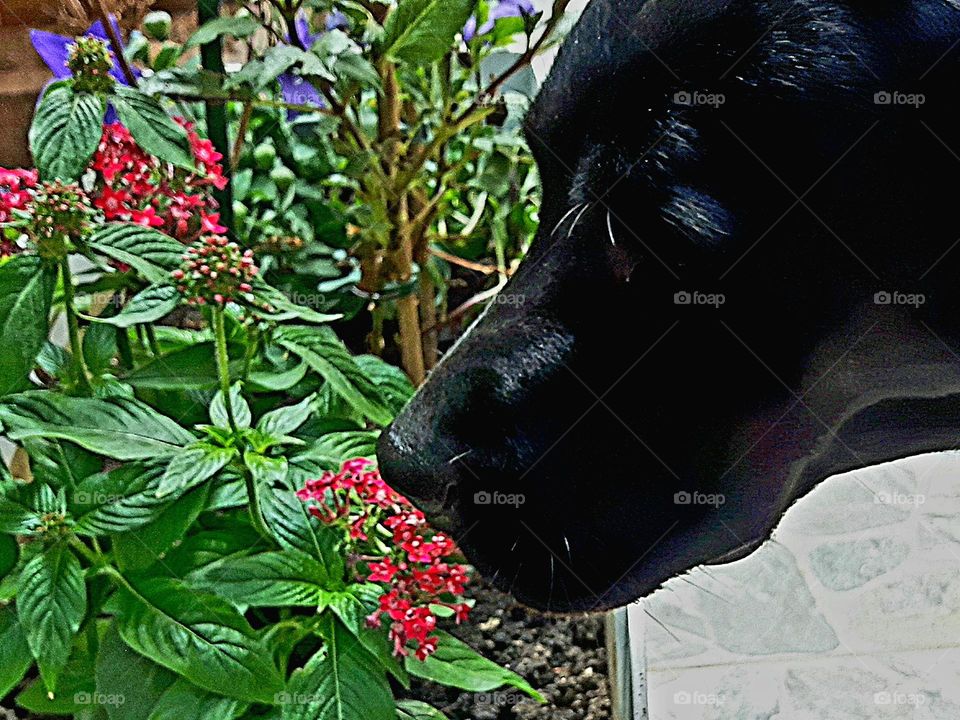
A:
409,581,612,720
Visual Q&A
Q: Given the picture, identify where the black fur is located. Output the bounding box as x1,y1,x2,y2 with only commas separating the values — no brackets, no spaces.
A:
378,0,960,612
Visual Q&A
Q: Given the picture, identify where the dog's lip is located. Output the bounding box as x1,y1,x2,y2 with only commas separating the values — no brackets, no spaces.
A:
403,483,462,534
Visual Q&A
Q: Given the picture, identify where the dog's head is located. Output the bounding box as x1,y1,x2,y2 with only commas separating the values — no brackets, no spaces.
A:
378,0,960,611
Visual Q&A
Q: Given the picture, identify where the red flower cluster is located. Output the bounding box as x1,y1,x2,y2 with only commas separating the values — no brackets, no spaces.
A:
91,120,226,241
173,235,258,306
297,459,472,661
0,169,38,256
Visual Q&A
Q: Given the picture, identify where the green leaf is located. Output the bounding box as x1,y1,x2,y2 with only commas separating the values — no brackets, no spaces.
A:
277,327,395,426
247,361,307,392
396,700,449,720
282,615,394,720
186,14,261,48
73,464,170,535
95,623,177,720
191,550,330,607
381,0,478,65
156,443,236,497
0,392,195,460
257,394,315,437
253,279,342,325
244,450,288,486
94,284,179,328
0,255,56,396
0,492,39,534
354,356,415,416
111,85,194,170
115,575,284,704
405,631,543,701
148,677,248,720
291,431,379,473
0,606,32,699
87,224,185,284
16,638,95,715
162,524,261,577
29,83,106,180
18,545,88,693
125,342,221,391
210,382,251,429
111,483,209,572
260,479,344,580
0,534,17,579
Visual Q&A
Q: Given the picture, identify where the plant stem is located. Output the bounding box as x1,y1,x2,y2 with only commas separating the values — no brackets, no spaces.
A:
242,465,273,541
197,0,235,234
116,326,133,369
144,324,161,357
93,0,139,87
60,259,92,394
211,306,237,433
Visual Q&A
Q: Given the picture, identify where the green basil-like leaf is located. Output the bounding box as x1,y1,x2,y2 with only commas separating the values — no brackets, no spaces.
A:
210,382,251,429
256,394,315,437
381,0,478,65
0,255,56,396
0,606,32,698
115,575,284,704
73,464,168,535
29,83,106,180
148,677,248,720
94,284,179,328
282,615,394,720
111,85,194,170
186,14,262,48
191,550,330,607
156,443,236,498
396,700,450,720
404,631,543,701
276,327,395,426
124,342,221,390
87,223,185,284
0,392,195,460
18,544,88,693
95,623,177,720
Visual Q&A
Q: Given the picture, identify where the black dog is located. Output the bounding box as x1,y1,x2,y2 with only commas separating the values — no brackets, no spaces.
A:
378,0,960,612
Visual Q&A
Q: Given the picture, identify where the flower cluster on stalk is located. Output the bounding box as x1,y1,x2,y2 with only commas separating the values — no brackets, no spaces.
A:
12,181,95,260
0,169,38,257
91,120,227,241
297,459,472,661
67,36,116,94
173,235,259,307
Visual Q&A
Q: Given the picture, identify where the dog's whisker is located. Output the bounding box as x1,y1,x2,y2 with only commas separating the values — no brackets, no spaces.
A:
447,449,473,465
606,209,617,246
567,202,593,238
551,202,588,236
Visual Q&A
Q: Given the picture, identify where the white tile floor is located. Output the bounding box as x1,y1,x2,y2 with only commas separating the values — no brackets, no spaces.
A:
640,452,960,719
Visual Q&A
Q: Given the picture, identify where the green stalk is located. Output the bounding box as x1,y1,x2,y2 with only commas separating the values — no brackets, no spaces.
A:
197,0,234,234
211,306,237,433
60,260,92,394
242,465,272,541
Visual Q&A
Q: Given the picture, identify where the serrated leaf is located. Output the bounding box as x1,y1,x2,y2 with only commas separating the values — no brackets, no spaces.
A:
29,83,106,180
290,431,379,474
73,464,169,535
257,394,315,438
156,443,236,497
381,0,478,65
282,615,394,720
191,550,330,607
94,284,180,328
87,224,185,284
112,85,194,170
0,606,32,698
18,545,87,693
115,575,284,704
0,392,195,460
210,382,251,429
186,14,261,48
277,327,395,426
0,254,56,396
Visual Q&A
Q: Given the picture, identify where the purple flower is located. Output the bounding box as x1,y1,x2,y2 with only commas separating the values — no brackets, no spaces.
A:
30,17,132,85
31,16,136,124
463,0,536,42
280,10,349,114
